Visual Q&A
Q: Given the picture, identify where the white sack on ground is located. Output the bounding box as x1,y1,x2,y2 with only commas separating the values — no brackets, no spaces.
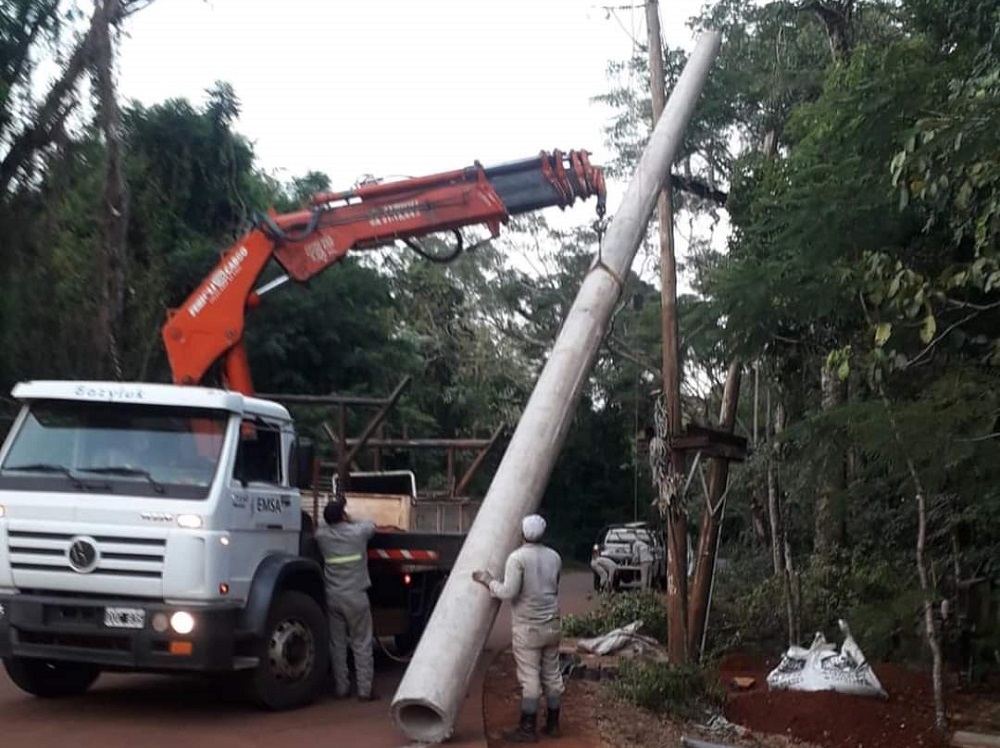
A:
766,619,888,699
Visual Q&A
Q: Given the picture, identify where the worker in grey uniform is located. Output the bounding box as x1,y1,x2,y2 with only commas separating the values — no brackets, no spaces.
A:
632,535,654,590
472,514,564,742
314,499,378,701
590,553,618,593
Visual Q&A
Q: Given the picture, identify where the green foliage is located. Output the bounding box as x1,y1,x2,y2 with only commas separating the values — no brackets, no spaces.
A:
799,551,922,656
713,545,927,661
613,660,725,719
744,573,791,634
691,0,833,149
563,591,668,644
246,258,417,397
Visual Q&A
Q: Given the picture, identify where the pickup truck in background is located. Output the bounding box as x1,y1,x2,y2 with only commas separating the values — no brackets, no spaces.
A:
591,521,666,591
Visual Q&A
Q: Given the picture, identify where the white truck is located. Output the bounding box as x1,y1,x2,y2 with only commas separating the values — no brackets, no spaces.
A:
0,380,462,709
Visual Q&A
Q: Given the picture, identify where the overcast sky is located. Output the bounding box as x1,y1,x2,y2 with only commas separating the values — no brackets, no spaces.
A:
116,0,709,221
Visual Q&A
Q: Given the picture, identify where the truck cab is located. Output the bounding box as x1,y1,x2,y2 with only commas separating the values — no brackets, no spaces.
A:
0,380,328,709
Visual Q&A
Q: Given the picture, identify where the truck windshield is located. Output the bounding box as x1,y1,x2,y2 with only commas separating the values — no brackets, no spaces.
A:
0,399,228,499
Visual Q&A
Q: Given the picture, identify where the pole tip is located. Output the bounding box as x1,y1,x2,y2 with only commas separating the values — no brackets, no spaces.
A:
392,698,453,744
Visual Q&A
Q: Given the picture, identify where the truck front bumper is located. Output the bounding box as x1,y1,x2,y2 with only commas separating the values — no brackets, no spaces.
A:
0,592,250,673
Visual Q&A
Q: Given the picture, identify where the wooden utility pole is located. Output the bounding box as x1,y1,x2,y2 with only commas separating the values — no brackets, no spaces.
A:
687,360,742,658
646,0,688,664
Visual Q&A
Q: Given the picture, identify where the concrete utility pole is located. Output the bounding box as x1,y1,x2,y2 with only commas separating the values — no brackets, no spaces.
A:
391,31,722,744
647,0,689,665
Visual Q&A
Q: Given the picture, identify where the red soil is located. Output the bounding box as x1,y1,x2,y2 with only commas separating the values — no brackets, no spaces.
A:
719,653,951,748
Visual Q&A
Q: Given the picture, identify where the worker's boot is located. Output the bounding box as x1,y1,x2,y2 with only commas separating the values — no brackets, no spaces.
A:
502,711,538,743
544,708,561,738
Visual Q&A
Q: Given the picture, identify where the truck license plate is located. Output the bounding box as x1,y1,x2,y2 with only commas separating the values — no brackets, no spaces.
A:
104,607,145,629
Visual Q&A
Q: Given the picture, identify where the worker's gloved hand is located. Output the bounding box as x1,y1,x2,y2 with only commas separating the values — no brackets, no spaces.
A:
471,569,493,587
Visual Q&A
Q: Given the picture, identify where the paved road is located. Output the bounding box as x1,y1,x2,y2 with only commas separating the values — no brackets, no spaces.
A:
0,571,594,748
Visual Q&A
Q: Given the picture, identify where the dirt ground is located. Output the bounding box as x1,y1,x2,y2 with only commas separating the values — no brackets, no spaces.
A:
483,649,605,747
719,653,950,748
484,649,810,748
719,653,1000,748
484,648,1000,748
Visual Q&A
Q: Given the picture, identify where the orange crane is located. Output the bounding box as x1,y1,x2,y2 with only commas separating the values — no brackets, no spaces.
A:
161,150,606,394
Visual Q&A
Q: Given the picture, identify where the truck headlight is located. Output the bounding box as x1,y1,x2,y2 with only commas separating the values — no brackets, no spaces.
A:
170,611,195,634
0,504,5,518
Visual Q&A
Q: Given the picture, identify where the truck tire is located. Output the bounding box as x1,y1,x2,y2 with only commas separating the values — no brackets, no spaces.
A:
247,591,329,711
3,657,100,698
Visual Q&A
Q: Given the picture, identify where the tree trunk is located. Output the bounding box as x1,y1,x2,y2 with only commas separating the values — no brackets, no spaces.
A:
92,0,128,379
687,360,742,659
815,366,847,556
767,391,784,577
750,496,769,545
666,505,689,663
883,395,948,731
753,362,760,445
749,364,768,545
798,0,855,64
784,529,801,646
768,394,800,644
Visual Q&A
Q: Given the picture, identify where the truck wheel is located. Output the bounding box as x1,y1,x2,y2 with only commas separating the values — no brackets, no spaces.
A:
247,591,329,711
3,657,100,698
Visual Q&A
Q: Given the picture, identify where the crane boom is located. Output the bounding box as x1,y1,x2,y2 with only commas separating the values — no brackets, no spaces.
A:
162,149,606,394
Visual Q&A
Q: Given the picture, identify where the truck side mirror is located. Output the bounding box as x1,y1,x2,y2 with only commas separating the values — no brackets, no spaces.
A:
290,437,316,490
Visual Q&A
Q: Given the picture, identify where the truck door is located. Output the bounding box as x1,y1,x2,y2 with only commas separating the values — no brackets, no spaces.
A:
226,417,298,599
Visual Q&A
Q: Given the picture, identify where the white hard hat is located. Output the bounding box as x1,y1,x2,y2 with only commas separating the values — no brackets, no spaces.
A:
521,514,546,542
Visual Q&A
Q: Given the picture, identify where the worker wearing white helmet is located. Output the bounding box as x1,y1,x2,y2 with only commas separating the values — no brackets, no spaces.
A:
472,513,564,742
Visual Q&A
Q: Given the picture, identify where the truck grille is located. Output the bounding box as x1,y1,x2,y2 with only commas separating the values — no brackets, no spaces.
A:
18,630,132,652
8,530,166,579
